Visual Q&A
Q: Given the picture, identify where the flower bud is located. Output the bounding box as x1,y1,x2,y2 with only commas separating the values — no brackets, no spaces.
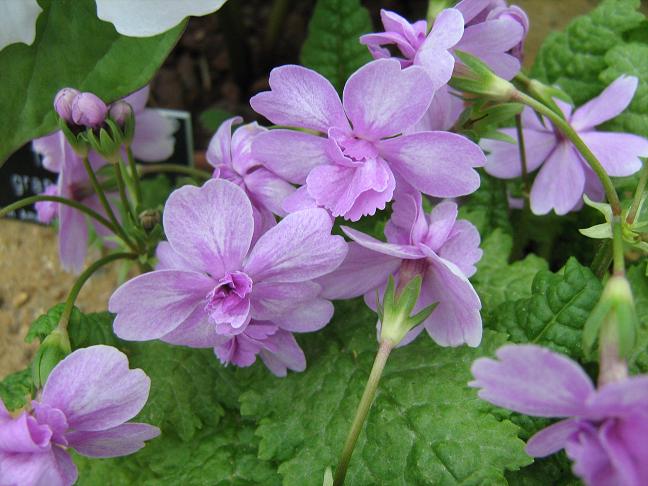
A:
71,92,108,128
53,88,80,123
488,6,529,61
450,51,516,102
109,101,133,126
31,329,71,389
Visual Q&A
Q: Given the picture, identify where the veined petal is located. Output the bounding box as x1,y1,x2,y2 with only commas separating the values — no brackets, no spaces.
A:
66,423,160,458
0,448,77,486
482,128,556,179
58,203,88,275
206,116,242,169
578,131,648,177
244,167,295,216
571,75,639,131
131,109,177,161
342,226,423,259
526,419,582,457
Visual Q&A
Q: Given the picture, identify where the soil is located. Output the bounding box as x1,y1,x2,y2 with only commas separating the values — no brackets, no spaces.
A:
0,0,606,377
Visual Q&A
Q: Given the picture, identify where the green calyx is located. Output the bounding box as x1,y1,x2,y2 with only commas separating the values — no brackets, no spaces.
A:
377,275,437,346
31,328,71,389
83,119,125,162
449,51,516,102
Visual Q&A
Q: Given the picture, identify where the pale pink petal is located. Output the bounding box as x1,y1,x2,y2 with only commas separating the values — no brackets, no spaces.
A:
32,131,66,173
58,203,88,275
109,270,213,341
587,376,648,419
159,305,219,348
250,281,321,321
163,179,254,276
0,448,77,486
271,298,335,333
342,226,423,259
250,65,347,132
251,130,329,184
423,201,458,252
42,346,150,432
205,116,242,169
66,423,159,458
343,59,433,139
526,419,582,457
408,86,464,132
384,182,427,246
454,0,492,24
482,128,557,178
316,242,400,300
470,344,595,416
579,131,648,177
244,168,295,216
131,109,177,162
379,131,484,197
571,75,639,131
530,142,585,215
244,209,347,283
282,185,319,213
597,419,645,486
155,242,200,271
259,329,306,376
0,413,51,453
438,220,482,278
122,86,149,113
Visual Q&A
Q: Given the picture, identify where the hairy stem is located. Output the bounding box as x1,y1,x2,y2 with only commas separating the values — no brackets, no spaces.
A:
138,163,212,180
115,160,136,224
627,159,648,225
514,113,531,201
612,215,625,277
0,195,114,233
57,252,137,332
591,240,613,279
334,340,393,486
127,147,143,207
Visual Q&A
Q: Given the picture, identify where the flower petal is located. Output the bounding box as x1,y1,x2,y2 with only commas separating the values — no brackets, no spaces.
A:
438,220,482,278
343,59,433,139
271,297,335,333
408,86,464,132
244,167,295,216
379,131,484,197
530,142,585,215
244,208,347,283
578,131,648,177
250,281,321,321
159,305,219,348
66,423,160,458
250,65,347,132
0,0,42,50
470,344,594,416
58,203,88,275
206,116,242,169
131,109,177,161
423,201,458,252
42,346,151,432
163,179,254,276
109,270,213,341
251,130,329,184
342,226,423,259
0,413,51,453
259,329,306,377
571,75,639,131
95,0,227,37
0,448,77,486
526,418,582,457
587,376,648,420
482,128,557,179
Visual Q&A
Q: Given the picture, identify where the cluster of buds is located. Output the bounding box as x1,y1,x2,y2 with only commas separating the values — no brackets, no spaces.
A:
54,87,135,159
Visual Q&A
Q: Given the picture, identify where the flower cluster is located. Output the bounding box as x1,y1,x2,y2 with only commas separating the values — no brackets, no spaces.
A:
0,346,158,486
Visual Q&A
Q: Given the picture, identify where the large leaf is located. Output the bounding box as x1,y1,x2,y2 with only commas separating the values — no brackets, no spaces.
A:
0,0,184,164
240,300,531,485
300,0,374,92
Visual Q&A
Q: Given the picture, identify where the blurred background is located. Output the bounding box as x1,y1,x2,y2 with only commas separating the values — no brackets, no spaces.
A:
0,0,620,376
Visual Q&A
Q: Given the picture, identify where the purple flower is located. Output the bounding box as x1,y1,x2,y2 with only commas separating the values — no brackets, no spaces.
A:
470,344,648,486
109,100,133,126
360,9,465,90
481,75,648,215
53,88,80,123
454,0,528,78
206,117,295,242
407,86,464,133
318,186,483,347
32,86,177,273
0,345,159,486
108,179,347,373
250,59,484,221
71,92,108,128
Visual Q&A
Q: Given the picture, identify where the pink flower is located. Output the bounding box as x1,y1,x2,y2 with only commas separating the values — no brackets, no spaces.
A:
0,346,159,486
250,59,484,221
318,185,483,347
481,76,648,215
471,344,648,486
109,179,347,375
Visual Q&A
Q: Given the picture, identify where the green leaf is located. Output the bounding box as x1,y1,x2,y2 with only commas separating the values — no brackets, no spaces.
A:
0,0,183,164
26,304,121,349
140,174,174,210
458,172,512,237
300,0,374,92
240,300,531,485
473,229,548,316
0,369,34,411
627,263,648,373
601,43,648,138
75,412,281,486
531,0,644,105
491,258,603,361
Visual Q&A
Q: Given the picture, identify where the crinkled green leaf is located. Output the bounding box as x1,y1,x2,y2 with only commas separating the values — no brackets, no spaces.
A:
240,300,531,485
491,258,603,361
628,262,648,373
531,0,644,105
0,369,34,412
458,173,512,237
75,412,280,486
473,229,548,316
26,304,120,349
601,43,648,138
300,0,373,92
0,0,184,164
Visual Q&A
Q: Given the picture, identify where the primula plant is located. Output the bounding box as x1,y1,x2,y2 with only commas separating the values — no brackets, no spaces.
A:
1,0,648,485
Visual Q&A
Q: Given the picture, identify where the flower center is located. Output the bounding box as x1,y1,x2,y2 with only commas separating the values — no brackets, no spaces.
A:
204,271,253,332
328,128,379,167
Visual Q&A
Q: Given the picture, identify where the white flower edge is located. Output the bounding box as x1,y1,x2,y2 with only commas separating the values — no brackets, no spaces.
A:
95,0,228,37
0,0,43,51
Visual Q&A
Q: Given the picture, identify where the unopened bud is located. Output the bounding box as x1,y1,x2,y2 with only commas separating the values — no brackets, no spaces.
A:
139,209,161,231
53,88,80,123
109,101,133,126
32,329,71,389
72,92,108,128
450,51,516,102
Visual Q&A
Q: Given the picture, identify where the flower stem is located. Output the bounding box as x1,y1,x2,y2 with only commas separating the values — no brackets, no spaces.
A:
626,159,647,225
57,252,137,332
612,215,625,277
138,163,212,180
511,90,622,216
0,195,114,232
126,147,143,207
514,113,531,205
591,239,613,279
334,340,393,486
114,160,136,224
